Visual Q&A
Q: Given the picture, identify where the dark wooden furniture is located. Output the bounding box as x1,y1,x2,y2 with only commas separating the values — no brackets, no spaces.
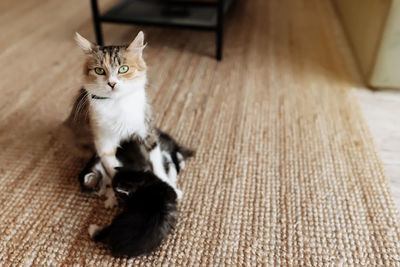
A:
90,0,235,60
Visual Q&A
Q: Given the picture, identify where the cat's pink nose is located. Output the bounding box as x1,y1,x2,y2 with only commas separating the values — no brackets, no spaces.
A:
108,82,116,89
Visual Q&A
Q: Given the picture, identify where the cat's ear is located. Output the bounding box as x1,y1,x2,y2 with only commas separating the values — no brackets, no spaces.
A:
127,31,146,57
75,32,95,54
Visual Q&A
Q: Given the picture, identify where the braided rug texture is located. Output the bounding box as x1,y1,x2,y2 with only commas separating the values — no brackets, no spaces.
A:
1,0,400,265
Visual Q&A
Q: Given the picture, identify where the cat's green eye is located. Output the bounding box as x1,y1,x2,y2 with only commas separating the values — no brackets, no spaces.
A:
118,65,129,74
94,67,105,75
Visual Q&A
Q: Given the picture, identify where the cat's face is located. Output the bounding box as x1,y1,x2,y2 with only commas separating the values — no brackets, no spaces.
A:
75,32,147,99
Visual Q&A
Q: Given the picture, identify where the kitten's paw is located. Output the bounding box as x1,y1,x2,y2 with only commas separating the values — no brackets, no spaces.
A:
104,189,118,209
175,188,183,200
177,152,185,170
104,196,117,209
88,224,101,238
96,175,112,197
96,183,108,197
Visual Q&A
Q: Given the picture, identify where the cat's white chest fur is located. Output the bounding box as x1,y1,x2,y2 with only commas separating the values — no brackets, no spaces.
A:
90,89,147,155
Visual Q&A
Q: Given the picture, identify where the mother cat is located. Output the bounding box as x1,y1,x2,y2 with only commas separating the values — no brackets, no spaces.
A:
65,31,185,207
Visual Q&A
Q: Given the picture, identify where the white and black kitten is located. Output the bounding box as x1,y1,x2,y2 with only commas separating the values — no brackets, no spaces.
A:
78,130,193,195
88,138,179,257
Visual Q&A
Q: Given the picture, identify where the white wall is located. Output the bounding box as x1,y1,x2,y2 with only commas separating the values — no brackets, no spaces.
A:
333,0,400,88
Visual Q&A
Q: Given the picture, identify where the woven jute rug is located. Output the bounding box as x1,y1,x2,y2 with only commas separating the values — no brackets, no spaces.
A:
1,0,400,265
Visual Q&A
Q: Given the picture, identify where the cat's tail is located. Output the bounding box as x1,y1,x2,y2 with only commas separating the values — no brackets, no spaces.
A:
91,170,177,258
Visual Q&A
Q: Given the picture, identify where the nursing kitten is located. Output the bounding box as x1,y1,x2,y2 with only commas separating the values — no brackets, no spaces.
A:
88,139,177,257
69,31,182,206
79,130,193,198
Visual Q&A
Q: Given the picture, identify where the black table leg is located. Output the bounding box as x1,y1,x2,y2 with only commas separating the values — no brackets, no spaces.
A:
91,0,103,45
216,0,224,60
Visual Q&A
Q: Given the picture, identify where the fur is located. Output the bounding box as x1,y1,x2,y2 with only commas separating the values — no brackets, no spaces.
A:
89,139,177,257
157,130,194,173
75,31,152,179
71,31,182,202
68,32,194,207
62,88,94,158
79,131,193,193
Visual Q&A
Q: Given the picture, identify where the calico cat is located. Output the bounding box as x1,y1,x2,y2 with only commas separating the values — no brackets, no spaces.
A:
88,139,178,257
66,31,189,207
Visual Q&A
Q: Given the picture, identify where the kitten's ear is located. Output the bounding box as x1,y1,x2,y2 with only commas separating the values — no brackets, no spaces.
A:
75,32,95,54
127,31,146,57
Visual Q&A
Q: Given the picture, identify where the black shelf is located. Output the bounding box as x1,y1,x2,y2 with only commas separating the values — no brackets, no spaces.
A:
90,0,235,60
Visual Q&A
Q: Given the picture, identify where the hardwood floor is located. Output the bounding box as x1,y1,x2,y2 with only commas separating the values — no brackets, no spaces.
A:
357,88,400,209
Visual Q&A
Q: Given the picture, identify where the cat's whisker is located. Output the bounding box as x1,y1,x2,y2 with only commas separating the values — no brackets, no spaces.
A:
79,94,90,121
74,91,89,122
